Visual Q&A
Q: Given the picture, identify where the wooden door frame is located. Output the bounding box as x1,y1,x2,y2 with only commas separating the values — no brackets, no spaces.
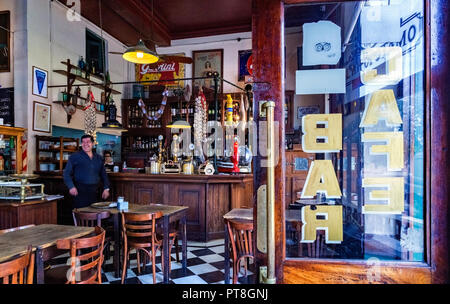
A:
252,0,449,283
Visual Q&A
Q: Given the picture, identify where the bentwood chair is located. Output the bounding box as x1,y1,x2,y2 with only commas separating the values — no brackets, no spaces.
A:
72,209,112,261
0,224,35,235
44,226,105,284
0,245,35,284
121,211,176,284
226,218,255,284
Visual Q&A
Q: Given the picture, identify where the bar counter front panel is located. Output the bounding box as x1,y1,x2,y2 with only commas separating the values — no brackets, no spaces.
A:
37,172,253,242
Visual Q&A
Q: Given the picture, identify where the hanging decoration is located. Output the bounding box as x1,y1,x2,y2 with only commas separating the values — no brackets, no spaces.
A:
83,89,97,143
193,87,208,162
137,88,169,121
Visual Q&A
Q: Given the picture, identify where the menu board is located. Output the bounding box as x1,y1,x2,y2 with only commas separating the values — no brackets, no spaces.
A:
0,88,14,126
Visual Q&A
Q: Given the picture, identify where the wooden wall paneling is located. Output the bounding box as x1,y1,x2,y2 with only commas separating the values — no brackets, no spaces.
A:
0,206,17,229
252,0,285,282
207,184,230,241
178,184,204,241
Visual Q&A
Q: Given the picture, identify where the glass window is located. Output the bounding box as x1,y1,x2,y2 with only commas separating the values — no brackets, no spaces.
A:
86,29,106,75
285,0,425,262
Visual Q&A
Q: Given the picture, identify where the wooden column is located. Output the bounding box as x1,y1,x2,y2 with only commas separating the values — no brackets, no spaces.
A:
430,0,450,284
252,0,285,282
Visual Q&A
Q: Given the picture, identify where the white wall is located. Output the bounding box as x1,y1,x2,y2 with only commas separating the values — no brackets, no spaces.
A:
285,28,325,130
21,0,132,172
156,32,252,93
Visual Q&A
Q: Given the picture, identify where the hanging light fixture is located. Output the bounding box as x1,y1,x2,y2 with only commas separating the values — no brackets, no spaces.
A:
123,0,159,64
122,39,159,64
166,88,191,129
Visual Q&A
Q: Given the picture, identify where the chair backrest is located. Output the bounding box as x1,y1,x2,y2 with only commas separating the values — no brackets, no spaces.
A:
55,226,105,284
0,224,35,235
0,245,35,284
226,219,254,260
121,211,163,243
72,209,110,227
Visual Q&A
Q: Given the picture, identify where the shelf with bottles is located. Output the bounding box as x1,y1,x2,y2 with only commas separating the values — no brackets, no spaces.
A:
55,59,121,95
126,103,164,129
0,126,25,175
122,135,165,155
35,136,79,173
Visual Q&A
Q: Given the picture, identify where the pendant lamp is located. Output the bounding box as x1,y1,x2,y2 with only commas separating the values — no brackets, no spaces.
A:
166,89,191,129
122,39,159,64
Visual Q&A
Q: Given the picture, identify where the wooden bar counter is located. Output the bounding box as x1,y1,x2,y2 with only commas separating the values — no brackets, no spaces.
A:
36,172,254,242
0,198,58,230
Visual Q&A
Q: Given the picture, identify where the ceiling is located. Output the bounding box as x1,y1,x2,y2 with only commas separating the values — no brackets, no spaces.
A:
63,0,252,48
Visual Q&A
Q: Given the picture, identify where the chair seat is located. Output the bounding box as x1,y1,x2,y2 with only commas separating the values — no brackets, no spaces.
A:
44,265,99,284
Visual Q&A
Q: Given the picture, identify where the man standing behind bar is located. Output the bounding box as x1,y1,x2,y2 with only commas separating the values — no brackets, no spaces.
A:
63,134,110,208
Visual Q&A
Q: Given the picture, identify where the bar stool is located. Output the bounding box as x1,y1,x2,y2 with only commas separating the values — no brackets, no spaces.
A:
225,218,255,284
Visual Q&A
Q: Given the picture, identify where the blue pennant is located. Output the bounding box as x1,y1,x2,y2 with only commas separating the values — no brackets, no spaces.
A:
35,70,46,94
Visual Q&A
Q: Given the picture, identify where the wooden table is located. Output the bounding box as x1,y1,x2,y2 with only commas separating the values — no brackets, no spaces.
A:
0,224,95,284
223,208,253,284
78,203,189,284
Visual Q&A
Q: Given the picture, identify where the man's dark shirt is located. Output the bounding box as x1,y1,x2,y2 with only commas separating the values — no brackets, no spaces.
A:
63,150,110,190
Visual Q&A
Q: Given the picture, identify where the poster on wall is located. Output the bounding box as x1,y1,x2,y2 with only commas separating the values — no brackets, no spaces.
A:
32,66,48,98
192,49,223,93
297,106,320,121
135,53,186,90
238,50,253,81
302,21,341,66
33,101,51,133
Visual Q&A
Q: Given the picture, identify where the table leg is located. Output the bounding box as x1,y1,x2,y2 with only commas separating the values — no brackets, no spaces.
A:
35,247,45,284
181,215,187,273
113,213,120,278
163,215,170,284
224,223,230,284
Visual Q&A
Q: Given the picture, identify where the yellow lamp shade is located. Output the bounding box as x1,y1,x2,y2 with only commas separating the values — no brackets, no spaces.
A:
122,39,159,64
166,120,191,129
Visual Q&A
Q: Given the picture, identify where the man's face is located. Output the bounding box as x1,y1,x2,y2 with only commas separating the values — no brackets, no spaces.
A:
81,138,93,153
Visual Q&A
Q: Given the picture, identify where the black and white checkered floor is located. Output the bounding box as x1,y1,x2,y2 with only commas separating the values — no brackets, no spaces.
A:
47,239,257,284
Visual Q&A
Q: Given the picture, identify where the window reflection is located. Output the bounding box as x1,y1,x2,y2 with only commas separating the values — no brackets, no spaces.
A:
285,0,424,262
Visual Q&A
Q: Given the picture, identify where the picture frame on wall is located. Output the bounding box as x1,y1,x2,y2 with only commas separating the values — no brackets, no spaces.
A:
238,50,253,81
297,106,320,122
192,49,223,93
0,11,10,72
32,66,48,98
33,101,51,133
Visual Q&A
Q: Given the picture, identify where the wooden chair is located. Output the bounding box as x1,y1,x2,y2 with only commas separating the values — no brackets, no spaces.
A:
0,224,35,235
44,226,105,284
121,211,176,284
0,245,34,284
72,209,112,261
226,218,254,284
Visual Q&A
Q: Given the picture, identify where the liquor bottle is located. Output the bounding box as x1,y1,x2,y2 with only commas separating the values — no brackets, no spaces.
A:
91,60,96,75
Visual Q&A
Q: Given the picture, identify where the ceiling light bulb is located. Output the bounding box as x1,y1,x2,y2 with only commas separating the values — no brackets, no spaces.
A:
137,52,144,59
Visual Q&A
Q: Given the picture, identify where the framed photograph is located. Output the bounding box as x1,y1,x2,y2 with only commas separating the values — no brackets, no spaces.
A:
238,50,253,81
192,49,223,93
33,101,51,133
297,106,320,121
32,66,48,98
0,11,10,72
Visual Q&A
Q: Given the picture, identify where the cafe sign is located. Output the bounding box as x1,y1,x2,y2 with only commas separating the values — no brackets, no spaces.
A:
299,46,405,244
135,55,185,89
